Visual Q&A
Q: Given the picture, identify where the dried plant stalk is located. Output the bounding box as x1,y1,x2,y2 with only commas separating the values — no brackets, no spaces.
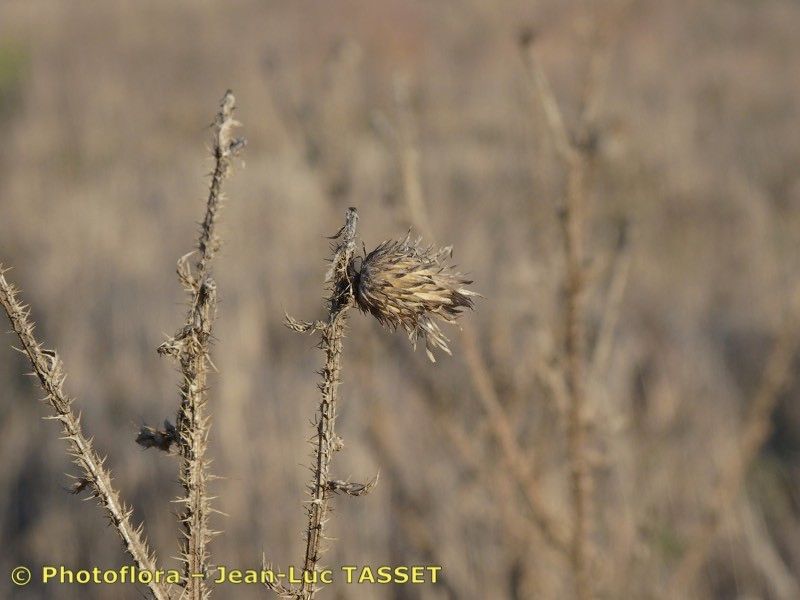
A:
282,208,374,600
519,7,635,595
158,90,244,598
667,289,800,595
588,223,632,385
460,326,570,553
384,75,569,558
0,268,172,600
521,31,601,600
301,208,359,599
170,274,216,599
560,157,592,600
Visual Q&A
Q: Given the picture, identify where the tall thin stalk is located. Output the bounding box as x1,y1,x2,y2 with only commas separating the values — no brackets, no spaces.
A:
301,207,358,599
521,28,609,600
0,268,172,600
158,90,244,598
560,153,592,600
384,75,570,557
282,208,376,600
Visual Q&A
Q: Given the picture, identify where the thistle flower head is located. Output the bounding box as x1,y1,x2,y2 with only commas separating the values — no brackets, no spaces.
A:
351,233,477,362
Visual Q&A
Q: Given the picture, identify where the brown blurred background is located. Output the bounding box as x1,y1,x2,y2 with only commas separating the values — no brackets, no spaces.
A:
1,1,800,598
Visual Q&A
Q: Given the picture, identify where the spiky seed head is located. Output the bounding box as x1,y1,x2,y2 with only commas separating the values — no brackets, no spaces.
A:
352,233,477,362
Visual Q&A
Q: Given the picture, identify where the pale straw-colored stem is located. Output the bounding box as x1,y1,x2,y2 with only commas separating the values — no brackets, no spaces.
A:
300,208,359,599
168,90,243,598
0,268,173,600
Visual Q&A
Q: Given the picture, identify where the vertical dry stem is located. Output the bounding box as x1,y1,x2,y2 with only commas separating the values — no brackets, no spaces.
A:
286,208,362,600
0,269,172,600
589,224,632,384
173,274,216,599
461,326,570,552
163,90,243,598
522,33,598,600
560,157,592,600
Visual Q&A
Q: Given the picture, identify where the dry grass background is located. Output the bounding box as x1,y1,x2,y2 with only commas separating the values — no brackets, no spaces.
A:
1,0,800,598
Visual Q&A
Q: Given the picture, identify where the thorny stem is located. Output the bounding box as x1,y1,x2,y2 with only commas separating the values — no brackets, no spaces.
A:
168,90,243,599
300,208,359,599
196,92,241,275
174,278,216,600
0,269,172,600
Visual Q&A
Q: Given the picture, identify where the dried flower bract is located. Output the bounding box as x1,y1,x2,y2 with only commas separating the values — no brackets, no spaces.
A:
135,420,178,453
352,233,477,361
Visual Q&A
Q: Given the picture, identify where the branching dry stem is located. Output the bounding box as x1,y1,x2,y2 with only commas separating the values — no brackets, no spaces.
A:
387,74,569,555
667,289,800,595
521,28,608,600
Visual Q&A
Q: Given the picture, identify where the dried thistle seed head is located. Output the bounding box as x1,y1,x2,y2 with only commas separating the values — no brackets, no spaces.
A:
352,234,477,362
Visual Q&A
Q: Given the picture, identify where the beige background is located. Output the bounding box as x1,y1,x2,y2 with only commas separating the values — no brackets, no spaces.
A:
1,1,799,598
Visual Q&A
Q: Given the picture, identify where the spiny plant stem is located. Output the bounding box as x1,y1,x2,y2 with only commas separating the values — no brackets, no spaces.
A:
167,90,243,599
0,269,172,600
300,208,359,599
174,277,215,599
301,208,358,598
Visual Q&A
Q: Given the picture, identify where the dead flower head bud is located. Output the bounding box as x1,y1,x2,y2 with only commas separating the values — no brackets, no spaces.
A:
136,420,178,453
351,233,478,362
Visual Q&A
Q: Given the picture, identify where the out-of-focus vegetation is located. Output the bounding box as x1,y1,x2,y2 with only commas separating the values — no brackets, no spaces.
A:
1,1,799,598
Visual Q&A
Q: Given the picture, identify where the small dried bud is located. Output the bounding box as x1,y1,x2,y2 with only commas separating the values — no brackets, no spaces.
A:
352,233,478,361
136,420,178,453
